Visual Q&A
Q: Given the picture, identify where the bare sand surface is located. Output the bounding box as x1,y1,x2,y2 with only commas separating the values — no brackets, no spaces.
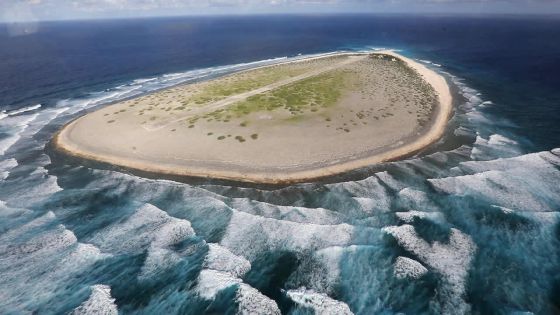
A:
54,51,452,184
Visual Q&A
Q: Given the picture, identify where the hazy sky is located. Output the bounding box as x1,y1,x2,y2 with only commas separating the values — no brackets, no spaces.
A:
2,0,560,22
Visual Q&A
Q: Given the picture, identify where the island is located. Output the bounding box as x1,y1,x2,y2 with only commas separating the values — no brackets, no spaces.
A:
54,51,452,184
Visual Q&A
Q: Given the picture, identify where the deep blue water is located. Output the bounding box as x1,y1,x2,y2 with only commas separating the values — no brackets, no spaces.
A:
1,15,559,314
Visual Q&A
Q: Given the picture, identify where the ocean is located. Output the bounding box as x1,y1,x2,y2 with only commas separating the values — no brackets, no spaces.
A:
0,14,559,314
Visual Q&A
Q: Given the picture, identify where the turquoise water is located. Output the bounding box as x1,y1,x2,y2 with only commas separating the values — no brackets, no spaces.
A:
0,15,559,314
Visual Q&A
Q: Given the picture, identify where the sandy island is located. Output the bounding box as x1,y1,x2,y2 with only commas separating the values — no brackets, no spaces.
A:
54,51,452,184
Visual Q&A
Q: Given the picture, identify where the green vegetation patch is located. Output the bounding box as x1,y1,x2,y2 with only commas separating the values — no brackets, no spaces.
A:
207,69,351,121
176,65,316,110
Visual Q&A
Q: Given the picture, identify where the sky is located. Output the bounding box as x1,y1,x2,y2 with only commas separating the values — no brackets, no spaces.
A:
1,0,560,22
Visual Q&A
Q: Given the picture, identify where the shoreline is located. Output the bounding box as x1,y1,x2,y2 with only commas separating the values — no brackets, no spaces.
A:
53,50,453,185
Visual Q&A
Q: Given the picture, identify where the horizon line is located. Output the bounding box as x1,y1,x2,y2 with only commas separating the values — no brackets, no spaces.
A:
2,11,560,24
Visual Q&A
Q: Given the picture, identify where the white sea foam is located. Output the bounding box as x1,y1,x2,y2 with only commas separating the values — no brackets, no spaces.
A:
57,86,142,116
490,205,560,227
0,224,76,259
465,110,493,127
1,169,62,208
230,198,345,225
398,188,437,211
0,199,30,218
194,268,281,314
393,256,428,279
487,134,517,146
0,113,39,156
459,151,560,175
196,237,256,304
491,205,515,214
352,197,384,214
70,285,118,315
489,205,559,226
471,133,522,160
527,212,560,226
133,77,157,84
0,221,109,275
87,203,196,280
204,243,251,278
401,154,450,176
6,104,41,116
289,246,346,294
0,212,109,311
417,59,442,67
329,175,392,214
152,218,195,248
464,89,482,105
0,158,18,180
375,171,407,191
286,288,353,315
219,210,354,260
21,106,70,139
0,211,56,240
454,126,475,138
395,210,444,223
176,55,288,79
85,169,224,203
140,246,183,280
361,47,402,53
383,225,476,314
337,174,389,196
0,227,102,273
90,203,195,254
429,169,559,212
195,269,242,299
289,243,402,314
235,283,281,315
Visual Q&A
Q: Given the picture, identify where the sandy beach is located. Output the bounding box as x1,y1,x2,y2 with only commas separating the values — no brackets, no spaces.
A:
54,51,452,184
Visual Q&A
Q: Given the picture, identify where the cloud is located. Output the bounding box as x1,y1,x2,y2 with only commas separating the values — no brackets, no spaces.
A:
1,0,558,21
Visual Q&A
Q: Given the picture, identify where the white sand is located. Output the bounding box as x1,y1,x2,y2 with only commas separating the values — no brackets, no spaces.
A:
54,51,452,184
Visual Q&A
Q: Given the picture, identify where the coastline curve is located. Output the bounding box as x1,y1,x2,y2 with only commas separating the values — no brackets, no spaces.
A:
53,51,453,185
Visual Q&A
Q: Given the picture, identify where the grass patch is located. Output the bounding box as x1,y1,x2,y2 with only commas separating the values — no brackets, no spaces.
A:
178,65,314,109
207,70,350,121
